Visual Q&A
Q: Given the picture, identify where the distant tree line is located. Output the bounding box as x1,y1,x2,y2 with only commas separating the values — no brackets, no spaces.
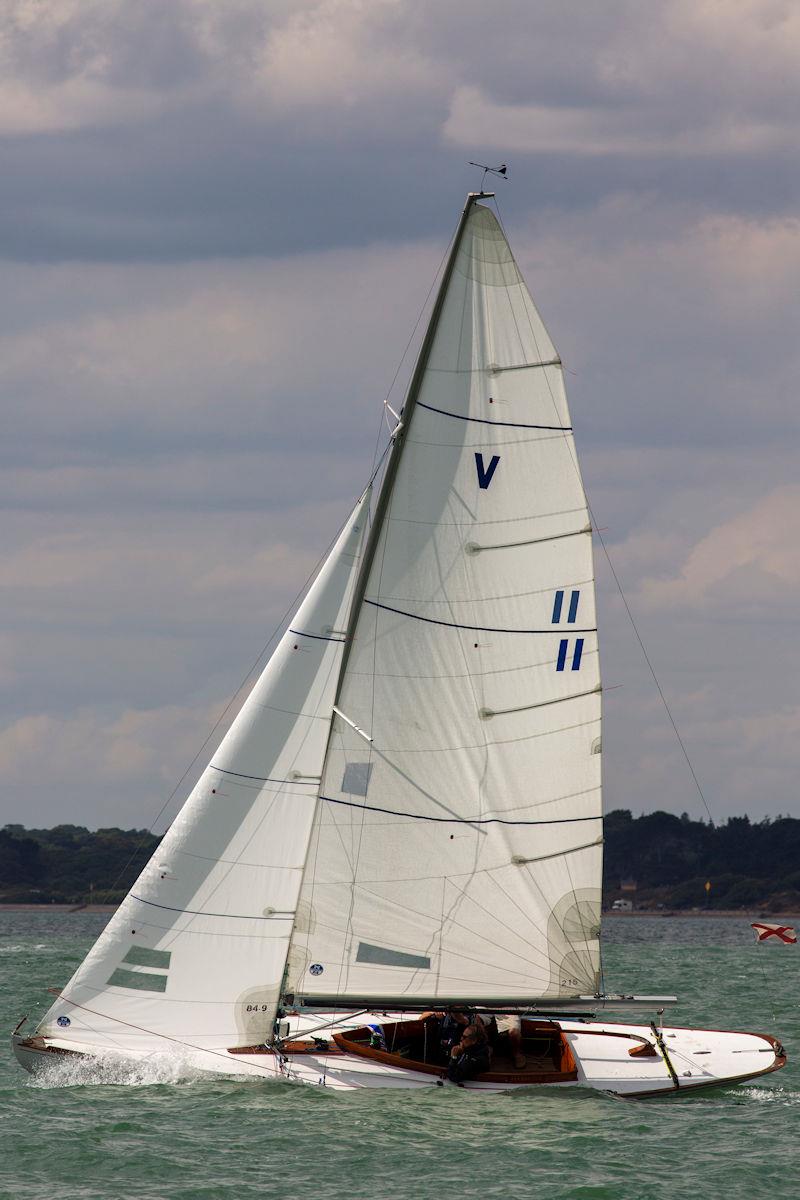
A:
1,811,800,909
604,810,800,911
0,824,161,905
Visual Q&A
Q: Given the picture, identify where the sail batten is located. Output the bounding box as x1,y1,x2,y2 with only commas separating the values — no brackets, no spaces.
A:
286,201,602,1005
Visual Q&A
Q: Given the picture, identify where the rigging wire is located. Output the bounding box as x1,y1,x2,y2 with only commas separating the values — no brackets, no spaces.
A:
369,236,453,476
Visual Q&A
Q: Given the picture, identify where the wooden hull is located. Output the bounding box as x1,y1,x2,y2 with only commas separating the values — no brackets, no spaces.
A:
12,1014,786,1098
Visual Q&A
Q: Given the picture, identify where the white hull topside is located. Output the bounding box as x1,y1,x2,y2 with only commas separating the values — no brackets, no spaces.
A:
12,1012,785,1098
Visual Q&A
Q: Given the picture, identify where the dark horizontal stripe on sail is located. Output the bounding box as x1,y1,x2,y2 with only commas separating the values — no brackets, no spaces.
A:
321,794,600,827
364,598,597,635
416,400,571,431
289,628,346,643
210,765,319,786
130,894,295,921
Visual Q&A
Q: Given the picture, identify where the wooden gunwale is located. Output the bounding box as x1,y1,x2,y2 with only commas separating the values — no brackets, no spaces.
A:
227,1041,345,1056
332,1020,579,1085
15,1036,87,1058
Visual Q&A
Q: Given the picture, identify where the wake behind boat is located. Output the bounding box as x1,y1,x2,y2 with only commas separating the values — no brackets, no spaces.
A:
12,192,786,1097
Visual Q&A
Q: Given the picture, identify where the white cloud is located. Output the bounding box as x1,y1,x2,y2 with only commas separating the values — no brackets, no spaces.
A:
254,0,443,112
636,486,800,615
0,240,438,445
0,700,227,826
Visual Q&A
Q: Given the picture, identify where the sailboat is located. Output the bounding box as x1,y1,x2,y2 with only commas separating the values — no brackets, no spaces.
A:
13,193,786,1096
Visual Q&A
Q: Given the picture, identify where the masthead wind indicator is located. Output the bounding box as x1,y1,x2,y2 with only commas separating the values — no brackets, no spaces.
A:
468,161,509,192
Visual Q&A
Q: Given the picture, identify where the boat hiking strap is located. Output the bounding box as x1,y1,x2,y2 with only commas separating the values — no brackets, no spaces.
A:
650,1021,680,1090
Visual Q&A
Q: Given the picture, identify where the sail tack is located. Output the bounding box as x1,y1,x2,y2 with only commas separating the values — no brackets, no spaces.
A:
39,490,371,1052
287,202,602,1005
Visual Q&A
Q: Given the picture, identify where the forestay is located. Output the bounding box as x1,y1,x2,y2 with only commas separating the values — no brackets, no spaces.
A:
38,490,371,1052
287,200,602,1006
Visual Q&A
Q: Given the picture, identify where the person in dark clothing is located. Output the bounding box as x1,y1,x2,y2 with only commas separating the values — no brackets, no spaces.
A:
446,1024,491,1084
421,1007,488,1064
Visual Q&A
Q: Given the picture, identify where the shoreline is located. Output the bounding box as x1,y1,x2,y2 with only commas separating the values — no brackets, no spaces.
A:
0,903,118,912
2,904,798,919
605,909,800,918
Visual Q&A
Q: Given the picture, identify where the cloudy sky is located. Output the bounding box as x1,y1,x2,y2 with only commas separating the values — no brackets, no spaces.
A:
2,0,799,831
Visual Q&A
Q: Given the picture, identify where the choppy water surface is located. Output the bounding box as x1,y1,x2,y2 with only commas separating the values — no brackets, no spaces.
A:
1,912,797,1199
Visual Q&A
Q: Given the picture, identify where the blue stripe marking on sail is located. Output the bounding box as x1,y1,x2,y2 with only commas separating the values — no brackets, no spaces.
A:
321,795,601,826
556,639,569,671
130,895,295,920
552,590,564,623
289,628,346,643
572,638,584,670
567,590,580,623
364,599,596,635
416,400,571,431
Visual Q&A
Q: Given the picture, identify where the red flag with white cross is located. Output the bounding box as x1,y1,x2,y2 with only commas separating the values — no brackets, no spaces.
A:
751,922,797,944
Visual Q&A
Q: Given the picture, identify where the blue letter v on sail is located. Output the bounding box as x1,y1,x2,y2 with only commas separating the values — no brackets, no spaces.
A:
475,452,500,489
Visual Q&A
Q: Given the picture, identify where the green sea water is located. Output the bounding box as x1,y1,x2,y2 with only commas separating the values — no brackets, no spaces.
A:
0,911,797,1200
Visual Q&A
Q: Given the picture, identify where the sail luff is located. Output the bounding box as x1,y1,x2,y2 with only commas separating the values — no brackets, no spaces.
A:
333,194,484,695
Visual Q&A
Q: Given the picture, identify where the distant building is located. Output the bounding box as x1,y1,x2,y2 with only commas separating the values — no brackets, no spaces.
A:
611,899,633,912
620,878,638,893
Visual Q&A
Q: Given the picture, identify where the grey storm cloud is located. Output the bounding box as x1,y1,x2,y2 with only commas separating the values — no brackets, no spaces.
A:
1,0,799,828
2,0,800,261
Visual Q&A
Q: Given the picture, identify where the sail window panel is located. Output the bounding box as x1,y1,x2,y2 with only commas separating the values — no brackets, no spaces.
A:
107,967,169,993
341,762,373,797
122,945,171,969
356,942,432,970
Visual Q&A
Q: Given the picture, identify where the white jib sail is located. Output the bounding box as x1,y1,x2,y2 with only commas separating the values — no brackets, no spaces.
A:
38,489,371,1053
287,201,602,1005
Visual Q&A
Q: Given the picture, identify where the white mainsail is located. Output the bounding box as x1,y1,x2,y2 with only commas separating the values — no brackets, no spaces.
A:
38,489,371,1052
286,199,602,1007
